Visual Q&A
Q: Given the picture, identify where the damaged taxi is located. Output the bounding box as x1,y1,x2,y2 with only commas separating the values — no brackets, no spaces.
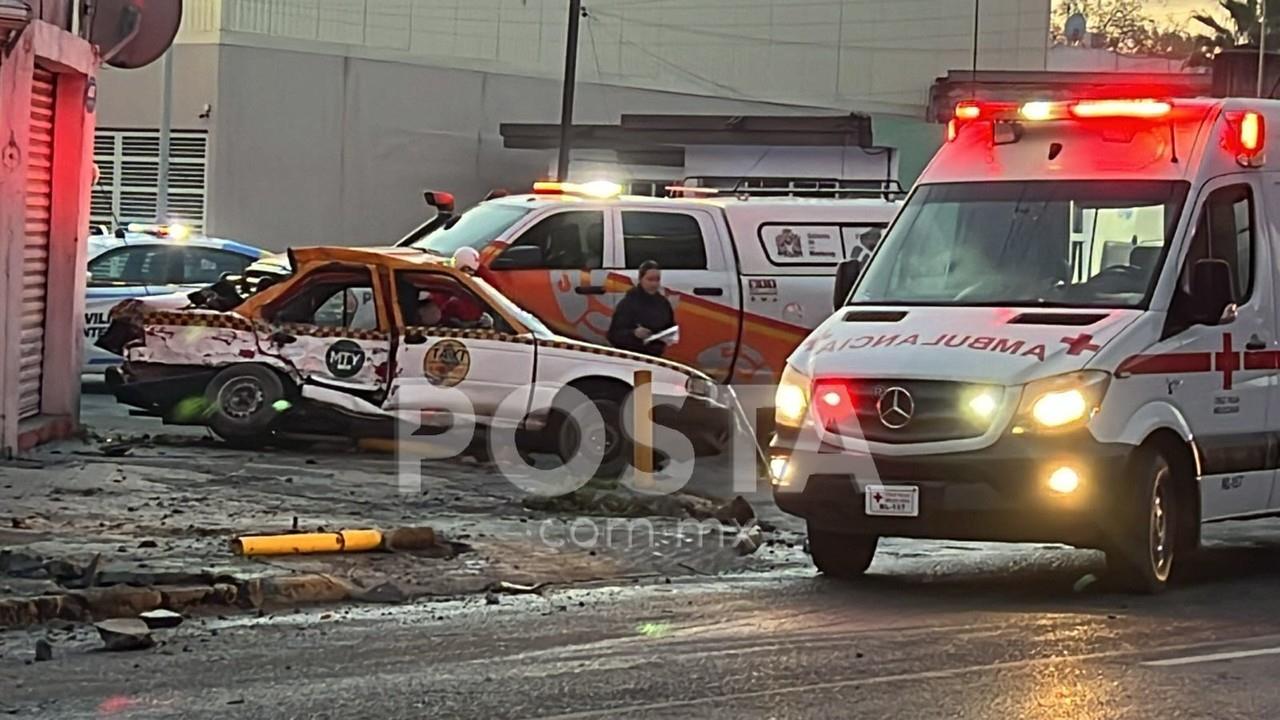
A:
97,247,728,475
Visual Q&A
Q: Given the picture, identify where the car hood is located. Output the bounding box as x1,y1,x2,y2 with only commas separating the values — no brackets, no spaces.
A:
789,306,1142,385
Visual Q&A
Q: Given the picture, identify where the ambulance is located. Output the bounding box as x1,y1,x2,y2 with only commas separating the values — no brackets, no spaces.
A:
771,97,1279,592
409,181,901,384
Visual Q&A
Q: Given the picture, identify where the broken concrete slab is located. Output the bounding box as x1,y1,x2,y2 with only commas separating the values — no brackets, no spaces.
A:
95,618,154,651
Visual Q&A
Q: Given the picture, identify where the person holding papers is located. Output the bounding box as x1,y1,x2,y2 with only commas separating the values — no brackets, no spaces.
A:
608,260,676,357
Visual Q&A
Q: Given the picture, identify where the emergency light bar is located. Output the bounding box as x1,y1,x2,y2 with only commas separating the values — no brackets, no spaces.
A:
532,180,623,199
953,99,1173,125
125,222,191,240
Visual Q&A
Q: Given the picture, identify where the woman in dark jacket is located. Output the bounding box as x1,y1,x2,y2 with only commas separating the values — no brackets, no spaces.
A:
607,260,675,356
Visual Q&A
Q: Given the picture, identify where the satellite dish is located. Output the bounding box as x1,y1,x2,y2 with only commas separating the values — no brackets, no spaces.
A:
86,0,182,69
1065,13,1087,45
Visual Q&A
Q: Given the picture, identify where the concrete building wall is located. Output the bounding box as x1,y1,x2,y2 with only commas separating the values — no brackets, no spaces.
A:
96,0,1046,249
197,0,1051,113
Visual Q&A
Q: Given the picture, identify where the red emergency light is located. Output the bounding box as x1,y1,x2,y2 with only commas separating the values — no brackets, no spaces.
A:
948,98,1177,143
1069,99,1172,119
812,379,857,427
1224,110,1266,166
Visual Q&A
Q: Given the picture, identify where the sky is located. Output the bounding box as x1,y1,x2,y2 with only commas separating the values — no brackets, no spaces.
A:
1054,0,1228,30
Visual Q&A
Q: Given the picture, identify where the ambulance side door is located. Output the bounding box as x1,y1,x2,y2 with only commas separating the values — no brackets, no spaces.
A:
1164,178,1276,519
607,208,740,382
385,270,536,428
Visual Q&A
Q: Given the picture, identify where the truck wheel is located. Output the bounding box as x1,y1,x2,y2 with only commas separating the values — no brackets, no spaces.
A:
807,525,879,580
1105,445,1178,594
205,364,286,448
556,386,630,480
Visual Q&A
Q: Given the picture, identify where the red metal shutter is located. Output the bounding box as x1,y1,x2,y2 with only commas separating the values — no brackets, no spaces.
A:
19,67,55,419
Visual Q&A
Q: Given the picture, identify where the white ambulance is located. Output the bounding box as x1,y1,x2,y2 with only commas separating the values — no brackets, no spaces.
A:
772,97,1278,592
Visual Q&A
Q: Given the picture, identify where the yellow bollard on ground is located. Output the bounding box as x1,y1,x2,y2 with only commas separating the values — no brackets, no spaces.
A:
231,529,385,557
633,370,654,489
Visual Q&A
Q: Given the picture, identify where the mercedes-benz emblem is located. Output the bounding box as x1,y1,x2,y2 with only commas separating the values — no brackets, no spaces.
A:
876,386,915,429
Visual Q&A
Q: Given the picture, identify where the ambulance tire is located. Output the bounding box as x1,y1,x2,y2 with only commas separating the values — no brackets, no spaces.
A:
807,525,878,580
1105,445,1179,594
205,364,286,448
556,384,630,480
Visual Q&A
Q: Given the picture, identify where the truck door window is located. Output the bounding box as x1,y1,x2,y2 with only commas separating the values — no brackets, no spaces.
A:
622,211,708,269
1177,184,1254,304
267,268,378,331
502,211,604,269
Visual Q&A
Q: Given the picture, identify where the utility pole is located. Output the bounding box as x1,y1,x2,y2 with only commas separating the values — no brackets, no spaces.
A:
556,0,583,182
156,46,173,222
1258,0,1269,98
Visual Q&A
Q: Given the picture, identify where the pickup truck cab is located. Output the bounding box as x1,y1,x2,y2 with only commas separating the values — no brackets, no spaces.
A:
772,97,1280,592
410,182,900,384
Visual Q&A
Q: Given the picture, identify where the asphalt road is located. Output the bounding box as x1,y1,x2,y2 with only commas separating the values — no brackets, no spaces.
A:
4,390,1276,718
6,547,1280,720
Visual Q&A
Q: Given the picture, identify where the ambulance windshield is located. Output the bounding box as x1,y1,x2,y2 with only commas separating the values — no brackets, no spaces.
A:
414,203,531,256
852,180,1190,309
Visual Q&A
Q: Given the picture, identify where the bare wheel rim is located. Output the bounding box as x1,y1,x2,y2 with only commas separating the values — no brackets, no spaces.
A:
219,377,266,421
1150,463,1174,581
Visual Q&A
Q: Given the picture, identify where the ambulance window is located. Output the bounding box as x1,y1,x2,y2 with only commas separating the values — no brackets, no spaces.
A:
502,211,604,269
269,268,379,331
622,212,708,269
1180,184,1254,303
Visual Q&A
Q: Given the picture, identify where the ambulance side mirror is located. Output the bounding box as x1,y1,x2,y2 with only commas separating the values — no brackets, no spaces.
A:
833,258,864,311
1188,259,1237,326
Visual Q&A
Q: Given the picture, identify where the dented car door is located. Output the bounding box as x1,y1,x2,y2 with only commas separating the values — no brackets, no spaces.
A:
256,263,392,395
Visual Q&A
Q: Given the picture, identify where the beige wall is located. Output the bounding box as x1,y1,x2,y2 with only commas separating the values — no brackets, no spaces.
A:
98,43,869,250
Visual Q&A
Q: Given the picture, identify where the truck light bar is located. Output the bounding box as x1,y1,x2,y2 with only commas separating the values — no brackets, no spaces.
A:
532,180,622,199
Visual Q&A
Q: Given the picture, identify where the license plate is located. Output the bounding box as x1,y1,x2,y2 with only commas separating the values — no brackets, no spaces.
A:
865,485,919,517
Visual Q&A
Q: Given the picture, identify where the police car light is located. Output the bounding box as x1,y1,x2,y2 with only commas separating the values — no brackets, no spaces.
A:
168,223,192,241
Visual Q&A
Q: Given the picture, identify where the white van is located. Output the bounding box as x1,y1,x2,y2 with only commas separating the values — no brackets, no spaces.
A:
772,97,1277,592
409,181,901,384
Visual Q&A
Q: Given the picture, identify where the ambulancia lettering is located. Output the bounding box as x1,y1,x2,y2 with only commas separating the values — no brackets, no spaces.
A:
812,333,1047,362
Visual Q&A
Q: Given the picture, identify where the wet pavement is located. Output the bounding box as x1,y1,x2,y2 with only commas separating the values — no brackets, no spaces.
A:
3,391,1280,717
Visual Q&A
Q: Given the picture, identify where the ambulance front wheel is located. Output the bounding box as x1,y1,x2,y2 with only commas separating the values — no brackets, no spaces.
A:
807,525,879,580
205,364,286,448
1105,445,1180,594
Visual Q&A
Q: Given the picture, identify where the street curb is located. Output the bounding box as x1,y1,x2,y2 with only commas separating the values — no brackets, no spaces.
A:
0,573,357,630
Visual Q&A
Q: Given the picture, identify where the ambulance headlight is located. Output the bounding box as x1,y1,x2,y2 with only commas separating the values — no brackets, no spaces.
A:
1015,371,1110,432
775,365,811,428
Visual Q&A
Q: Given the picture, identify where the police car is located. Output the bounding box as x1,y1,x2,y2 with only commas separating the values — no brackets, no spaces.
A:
97,245,728,477
84,224,266,374
773,97,1280,592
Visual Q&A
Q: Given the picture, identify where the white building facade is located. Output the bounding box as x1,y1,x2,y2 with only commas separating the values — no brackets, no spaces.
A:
95,0,1053,250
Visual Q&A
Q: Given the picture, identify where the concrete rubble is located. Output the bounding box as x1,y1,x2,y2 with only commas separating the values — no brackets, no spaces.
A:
0,424,802,629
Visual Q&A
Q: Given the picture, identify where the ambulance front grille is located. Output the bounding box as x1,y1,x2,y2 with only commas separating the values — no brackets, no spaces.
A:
840,379,996,444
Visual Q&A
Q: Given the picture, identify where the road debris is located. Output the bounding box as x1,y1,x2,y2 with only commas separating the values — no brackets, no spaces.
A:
486,580,546,595
712,496,757,526
139,609,184,630
33,638,52,662
231,529,384,556
95,618,155,652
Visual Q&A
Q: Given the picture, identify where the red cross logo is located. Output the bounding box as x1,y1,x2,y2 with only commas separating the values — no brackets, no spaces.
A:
872,492,883,503
1061,333,1101,356
1215,332,1240,391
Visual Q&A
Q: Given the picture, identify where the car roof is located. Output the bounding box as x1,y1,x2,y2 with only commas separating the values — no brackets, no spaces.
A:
88,234,265,258
487,193,900,211
289,245,456,272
